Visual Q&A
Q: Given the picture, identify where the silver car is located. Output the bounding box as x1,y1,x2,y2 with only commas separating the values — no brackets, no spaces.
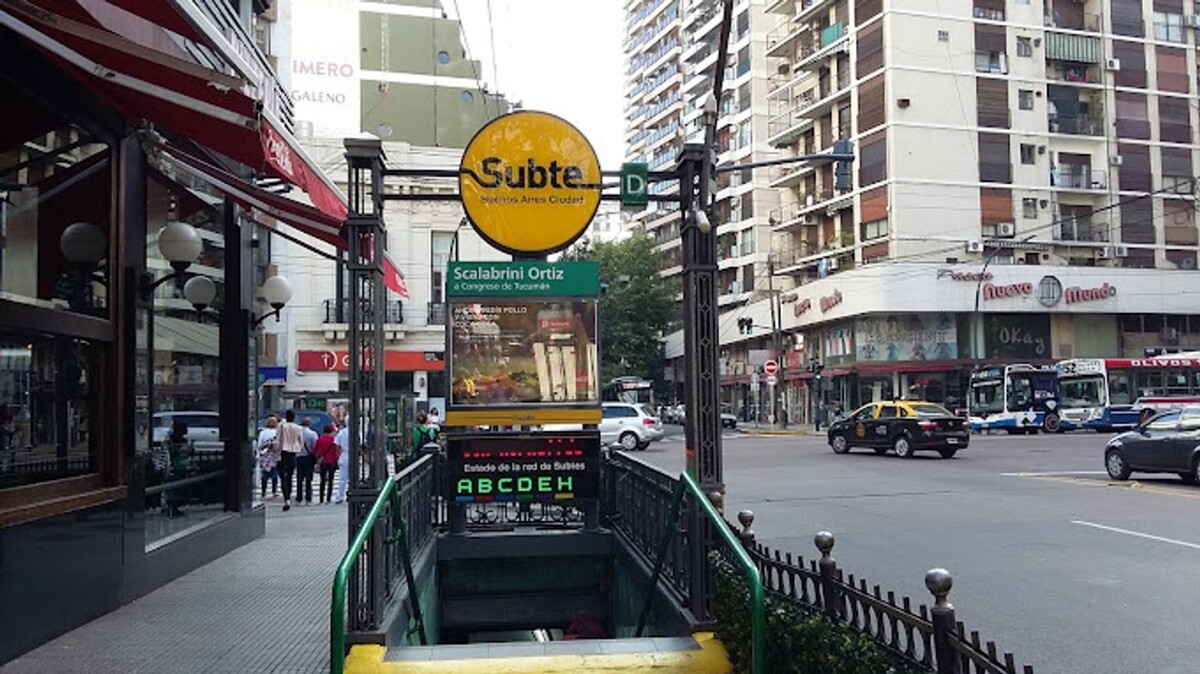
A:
600,403,665,450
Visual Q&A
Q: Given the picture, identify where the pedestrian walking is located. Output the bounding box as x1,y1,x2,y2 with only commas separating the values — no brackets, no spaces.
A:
276,409,304,511
256,416,280,499
334,416,351,504
296,417,318,505
313,424,340,504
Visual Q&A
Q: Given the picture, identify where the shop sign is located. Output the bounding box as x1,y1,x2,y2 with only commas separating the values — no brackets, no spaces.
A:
793,298,813,317
981,281,1033,300
296,350,445,372
856,314,957,362
936,269,993,282
447,261,600,297
447,433,600,503
1065,282,1116,304
985,315,1050,359
459,111,602,256
820,290,844,313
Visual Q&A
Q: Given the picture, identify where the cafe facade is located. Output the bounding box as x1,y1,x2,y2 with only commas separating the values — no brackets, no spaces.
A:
0,1,348,662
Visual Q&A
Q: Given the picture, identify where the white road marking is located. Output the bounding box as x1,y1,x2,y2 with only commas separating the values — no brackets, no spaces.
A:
1071,520,1200,550
1001,471,1108,476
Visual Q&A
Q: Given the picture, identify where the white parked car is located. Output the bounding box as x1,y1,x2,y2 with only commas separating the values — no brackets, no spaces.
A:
600,403,665,451
152,411,223,452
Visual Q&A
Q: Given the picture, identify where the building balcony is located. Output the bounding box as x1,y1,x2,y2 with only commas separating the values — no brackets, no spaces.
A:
1043,31,1102,63
765,14,810,58
1048,112,1104,136
1051,168,1107,190
323,298,403,325
1044,8,1102,32
1053,215,1110,242
1046,62,1101,85
793,23,848,71
769,160,816,188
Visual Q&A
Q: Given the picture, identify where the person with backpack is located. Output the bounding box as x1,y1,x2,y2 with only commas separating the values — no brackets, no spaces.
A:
312,424,340,504
411,411,439,458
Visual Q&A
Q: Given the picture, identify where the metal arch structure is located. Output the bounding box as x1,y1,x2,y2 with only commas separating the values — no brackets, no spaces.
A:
344,136,389,632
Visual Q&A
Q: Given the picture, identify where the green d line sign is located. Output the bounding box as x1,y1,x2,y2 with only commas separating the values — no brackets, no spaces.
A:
448,261,599,297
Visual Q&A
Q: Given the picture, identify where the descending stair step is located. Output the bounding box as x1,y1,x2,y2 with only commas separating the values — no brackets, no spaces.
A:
346,632,731,674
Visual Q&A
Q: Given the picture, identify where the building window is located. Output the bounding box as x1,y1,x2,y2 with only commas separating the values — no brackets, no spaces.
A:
1022,198,1038,218
1018,89,1034,110
975,51,1006,74
1153,12,1184,43
861,218,888,241
1019,144,1037,164
430,232,454,305
1016,37,1032,57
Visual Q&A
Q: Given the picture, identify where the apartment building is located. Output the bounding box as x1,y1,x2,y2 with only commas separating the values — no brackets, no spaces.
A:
666,0,1200,423
624,0,783,311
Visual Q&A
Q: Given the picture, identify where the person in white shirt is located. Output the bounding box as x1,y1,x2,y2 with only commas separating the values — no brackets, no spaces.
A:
426,407,441,430
334,417,351,504
275,409,304,511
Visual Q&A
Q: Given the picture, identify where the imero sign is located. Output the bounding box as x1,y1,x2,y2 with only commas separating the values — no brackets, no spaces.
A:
459,111,602,256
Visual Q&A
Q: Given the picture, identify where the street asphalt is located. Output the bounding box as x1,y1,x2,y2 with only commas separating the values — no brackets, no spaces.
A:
646,425,1200,674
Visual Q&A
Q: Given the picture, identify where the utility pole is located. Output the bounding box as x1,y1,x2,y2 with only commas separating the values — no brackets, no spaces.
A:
767,254,784,427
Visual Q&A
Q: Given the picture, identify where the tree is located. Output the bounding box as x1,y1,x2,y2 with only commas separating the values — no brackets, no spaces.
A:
563,234,678,383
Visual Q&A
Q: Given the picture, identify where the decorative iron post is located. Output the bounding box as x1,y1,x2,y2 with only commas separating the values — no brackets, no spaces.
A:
927,568,961,674
815,531,842,620
344,136,388,632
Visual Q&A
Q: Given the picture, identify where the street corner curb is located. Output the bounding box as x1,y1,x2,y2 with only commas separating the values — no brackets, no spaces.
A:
737,428,818,436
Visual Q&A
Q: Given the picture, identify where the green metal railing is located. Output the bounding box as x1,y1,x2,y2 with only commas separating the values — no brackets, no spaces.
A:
330,455,431,674
635,471,766,674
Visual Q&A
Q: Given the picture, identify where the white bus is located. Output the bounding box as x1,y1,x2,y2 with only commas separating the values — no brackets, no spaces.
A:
968,364,1061,433
1056,353,1200,431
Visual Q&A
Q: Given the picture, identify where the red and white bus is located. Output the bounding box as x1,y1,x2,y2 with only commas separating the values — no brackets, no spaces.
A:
1055,353,1200,431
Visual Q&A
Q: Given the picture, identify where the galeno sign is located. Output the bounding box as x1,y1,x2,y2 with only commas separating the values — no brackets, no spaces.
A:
459,111,602,256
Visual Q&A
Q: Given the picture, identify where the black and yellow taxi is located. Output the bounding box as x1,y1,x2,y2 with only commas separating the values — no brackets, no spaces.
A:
827,400,969,458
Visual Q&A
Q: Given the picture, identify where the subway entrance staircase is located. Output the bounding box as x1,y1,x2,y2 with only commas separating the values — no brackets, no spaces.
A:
332,453,764,674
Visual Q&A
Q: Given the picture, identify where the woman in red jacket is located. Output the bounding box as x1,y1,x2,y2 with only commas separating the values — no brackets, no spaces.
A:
312,425,340,504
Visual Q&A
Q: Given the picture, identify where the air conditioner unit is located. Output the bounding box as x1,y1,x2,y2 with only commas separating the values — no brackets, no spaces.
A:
1179,257,1198,270
1109,155,1124,166
966,240,985,254
729,244,740,257
806,194,816,206
827,257,841,271
996,222,1016,238
1105,58,1121,71
1113,244,1129,258
1187,14,1200,28
728,280,741,294
799,214,817,226
1096,246,1113,259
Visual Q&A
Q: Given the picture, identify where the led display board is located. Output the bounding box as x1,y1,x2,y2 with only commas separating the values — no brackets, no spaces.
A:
447,432,600,503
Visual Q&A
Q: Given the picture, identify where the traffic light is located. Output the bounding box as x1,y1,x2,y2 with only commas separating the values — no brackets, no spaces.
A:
833,139,854,191
737,317,753,334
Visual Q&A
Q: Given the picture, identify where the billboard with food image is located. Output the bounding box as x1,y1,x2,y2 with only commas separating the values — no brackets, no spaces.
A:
449,300,598,407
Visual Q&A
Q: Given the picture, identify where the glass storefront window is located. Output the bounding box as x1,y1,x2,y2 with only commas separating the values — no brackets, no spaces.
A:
0,334,97,488
141,182,228,547
1,123,112,317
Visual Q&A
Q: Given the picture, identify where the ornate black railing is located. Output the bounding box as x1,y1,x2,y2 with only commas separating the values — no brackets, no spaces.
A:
733,513,1035,674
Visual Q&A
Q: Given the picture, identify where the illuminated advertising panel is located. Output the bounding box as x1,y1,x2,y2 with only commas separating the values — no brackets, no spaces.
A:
448,433,600,502
444,261,600,427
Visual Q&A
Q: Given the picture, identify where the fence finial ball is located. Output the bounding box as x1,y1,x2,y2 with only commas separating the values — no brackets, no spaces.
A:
925,568,954,607
707,490,724,513
814,531,835,554
737,509,755,530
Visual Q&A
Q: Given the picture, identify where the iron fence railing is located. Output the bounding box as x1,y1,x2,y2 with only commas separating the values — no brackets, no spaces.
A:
733,512,1035,674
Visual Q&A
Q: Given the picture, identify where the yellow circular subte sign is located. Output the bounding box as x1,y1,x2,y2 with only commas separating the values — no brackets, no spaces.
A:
459,111,602,256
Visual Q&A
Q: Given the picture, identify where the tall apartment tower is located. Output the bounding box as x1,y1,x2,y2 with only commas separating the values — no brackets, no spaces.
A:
662,0,1200,419
624,0,783,309
765,0,1199,276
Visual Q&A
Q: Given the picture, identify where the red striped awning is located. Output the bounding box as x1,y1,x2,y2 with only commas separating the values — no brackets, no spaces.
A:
1,1,348,222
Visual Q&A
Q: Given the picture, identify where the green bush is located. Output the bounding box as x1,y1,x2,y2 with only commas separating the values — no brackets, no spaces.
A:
710,551,930,674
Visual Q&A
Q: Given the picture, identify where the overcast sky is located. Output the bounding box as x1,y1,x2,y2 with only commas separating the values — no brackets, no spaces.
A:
451,1,626,168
